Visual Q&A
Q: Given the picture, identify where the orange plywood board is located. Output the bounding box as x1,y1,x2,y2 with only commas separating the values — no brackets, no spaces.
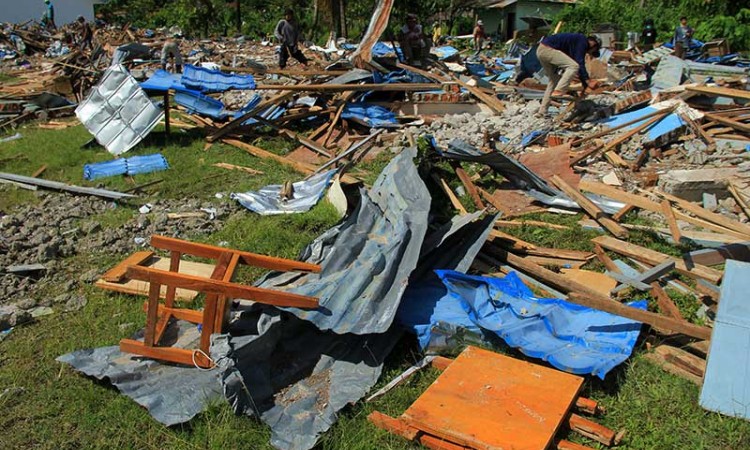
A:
402,346,583,450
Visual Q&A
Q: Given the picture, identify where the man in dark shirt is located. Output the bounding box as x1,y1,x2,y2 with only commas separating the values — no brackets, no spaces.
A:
77,16,93,52
673,16,693,59
642,18,657,50
274,9,308,69
41,0,56,31
536,33,601,116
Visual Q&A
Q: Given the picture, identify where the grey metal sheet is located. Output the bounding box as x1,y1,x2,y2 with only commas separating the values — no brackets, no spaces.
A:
76,64,164,155
254,148,432,335
700,260,750,420
231,170,337,215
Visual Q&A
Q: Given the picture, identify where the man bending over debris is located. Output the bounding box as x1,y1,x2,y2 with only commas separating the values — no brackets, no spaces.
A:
399,14,427,66
274,9,308,69
536,33,601,117
161,34,183,73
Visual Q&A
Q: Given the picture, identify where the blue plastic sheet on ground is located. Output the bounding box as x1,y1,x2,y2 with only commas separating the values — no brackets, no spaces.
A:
519,130,547,148
342,104,398,128
466,63,488,77
174,91,229,120
371,42,403,59
398,270,645,379
140,69,189,92
431,46,459,60
601,106,685,145
181,65,256,93
84,153,169,180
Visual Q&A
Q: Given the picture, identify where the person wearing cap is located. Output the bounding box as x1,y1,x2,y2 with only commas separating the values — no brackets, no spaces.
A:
41,0,56,31
473,20,486,52
673,16,693,59
274,8,308,69
398,14,427,66
161,33,184,73
77,16,93,52
536,33,602,117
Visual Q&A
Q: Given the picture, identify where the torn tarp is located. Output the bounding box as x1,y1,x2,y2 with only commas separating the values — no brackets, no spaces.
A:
76,64,164,155
253,148,431,334
181,64,256,93
230,170,337,215
398,270,645,379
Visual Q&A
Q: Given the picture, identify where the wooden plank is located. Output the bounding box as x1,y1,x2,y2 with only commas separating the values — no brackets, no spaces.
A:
495,219,570,231
612,203,634,223
661,200,683,243
97,257,214,301
580,181,747,239
703,112,750,134
560,269,618,297
488,229,537,251
150,235,321,273
119,339,212,368
432,174,467,215
126,266,319,309
149,303,203,323
656,189,750,238
684,242,750,266
450,75,504,114
101,251,155,282
212,162,264,175
452,164,485,209
643,345,705,385
207,90,295,142
567,414,616,446
487,248,712,339
575,397,604,416
368,411,420,441
214,252,241,334
594,244,621,273
31,164,48,178
254,83,446,92
728,180,750,220
686,86,750,101
651,283,684,319
557,440,597,450
592,236,722,284
551,175,629,239
222,138,318,176
280,129,332,158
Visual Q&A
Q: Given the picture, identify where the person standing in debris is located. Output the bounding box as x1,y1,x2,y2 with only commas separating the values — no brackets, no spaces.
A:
473,20,486,52
161,34,183,73
536,33,601,117
77,16,93,52
398,14,427,66
41,0,56,31
274,9,308,69
641,18,657,50
673,16,694,59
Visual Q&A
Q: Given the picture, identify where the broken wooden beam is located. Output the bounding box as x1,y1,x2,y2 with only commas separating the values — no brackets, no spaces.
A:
551,175,629,239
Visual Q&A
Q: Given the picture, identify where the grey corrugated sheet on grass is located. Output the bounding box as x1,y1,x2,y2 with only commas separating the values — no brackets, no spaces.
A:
253,147,432,335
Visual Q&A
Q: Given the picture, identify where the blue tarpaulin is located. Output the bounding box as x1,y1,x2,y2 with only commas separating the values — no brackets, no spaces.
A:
398,270,645,379
174,91,229,120
181,65,256,93
140,69,189,92
371,42,403,59
601,106,686,146
342,104,398,128
431,46,459,60
83,153,169,180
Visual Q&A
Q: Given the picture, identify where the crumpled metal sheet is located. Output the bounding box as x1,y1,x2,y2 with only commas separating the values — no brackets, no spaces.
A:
221,209,497,450
181,64,256,92
174,91,229,120
56,321,224,426
399,270,645,379
76,64,164,155
230,170,337,215
342,103,398,128
253,148,431,335
140,69,189,92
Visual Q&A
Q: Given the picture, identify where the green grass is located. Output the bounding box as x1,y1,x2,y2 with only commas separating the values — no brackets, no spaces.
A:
2,124,750,449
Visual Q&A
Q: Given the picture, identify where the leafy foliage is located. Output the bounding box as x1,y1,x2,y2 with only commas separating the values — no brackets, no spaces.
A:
556,0,750,51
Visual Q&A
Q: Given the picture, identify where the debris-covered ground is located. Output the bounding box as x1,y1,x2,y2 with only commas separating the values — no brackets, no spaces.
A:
3,5,750,450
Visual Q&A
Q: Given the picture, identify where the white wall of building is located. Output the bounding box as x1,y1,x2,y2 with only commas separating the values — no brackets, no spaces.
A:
0,0,99,27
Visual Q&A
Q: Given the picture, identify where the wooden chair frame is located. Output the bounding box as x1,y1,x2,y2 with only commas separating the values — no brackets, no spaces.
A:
119,235,320,368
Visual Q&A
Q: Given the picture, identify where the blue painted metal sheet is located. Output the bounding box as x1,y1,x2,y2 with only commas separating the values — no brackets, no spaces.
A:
139,69,189,92
601,106,685,145
398,270,646,379
174,91,229,120
342,103,398,128
181,64,256,93
700,260,750,420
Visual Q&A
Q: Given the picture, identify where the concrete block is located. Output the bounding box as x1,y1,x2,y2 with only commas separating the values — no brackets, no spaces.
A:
659,168,738,202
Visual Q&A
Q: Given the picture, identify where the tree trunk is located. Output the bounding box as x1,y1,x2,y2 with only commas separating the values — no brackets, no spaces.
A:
339,0,347,39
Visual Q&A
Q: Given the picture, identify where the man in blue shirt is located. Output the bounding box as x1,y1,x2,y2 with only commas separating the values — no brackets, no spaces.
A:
41,0,56,31
536,33,601,117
